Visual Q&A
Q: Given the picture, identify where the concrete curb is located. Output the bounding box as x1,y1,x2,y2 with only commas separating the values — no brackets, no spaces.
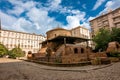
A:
21,59,113,72
40,64,112,72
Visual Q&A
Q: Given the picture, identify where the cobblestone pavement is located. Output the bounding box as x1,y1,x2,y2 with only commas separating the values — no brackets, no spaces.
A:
0,58,120,80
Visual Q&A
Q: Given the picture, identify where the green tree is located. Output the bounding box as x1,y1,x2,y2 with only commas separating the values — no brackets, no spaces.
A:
93,28,111,51
9,46,25,58
0,43,8,57
111,27,120,43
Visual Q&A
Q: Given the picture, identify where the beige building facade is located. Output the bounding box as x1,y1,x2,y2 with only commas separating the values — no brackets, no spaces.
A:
71,26,91,39
46,26,91,40
0,29,46,55
71,26,92,47
46,26,91,47
90,7,120,36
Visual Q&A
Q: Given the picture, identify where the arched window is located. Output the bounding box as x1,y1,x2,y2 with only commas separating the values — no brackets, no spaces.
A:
74,48,78,54
81,48,84,53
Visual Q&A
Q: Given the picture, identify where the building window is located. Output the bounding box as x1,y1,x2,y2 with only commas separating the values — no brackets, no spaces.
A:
81,48,84,53
74,48,78,54
115,23,120,28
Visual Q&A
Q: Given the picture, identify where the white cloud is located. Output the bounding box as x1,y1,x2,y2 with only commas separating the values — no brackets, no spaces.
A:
99,0,120,15
12,18,34,32
105,1,113,7
0,10,17,29
7,6,24,16
65,10,86,29
1,0,90,35
88,16,95,21
1,0,63,34
7,0,36,16
81,22,90,29
46,0,74,14
26,7,62,33
0,10,34,33
34,23,41,30
0,10,37,33
92,0,106,10
45,0,62,12
50,0,61,8
66,16,81,28
105,0,120,10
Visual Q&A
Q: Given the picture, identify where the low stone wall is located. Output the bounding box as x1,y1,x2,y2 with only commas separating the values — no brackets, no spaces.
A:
24,59,91,67
91,57,111,65
109,57,120,62
106,41,120,53
89,52,107,60
62,54,88,64
35,57,56,62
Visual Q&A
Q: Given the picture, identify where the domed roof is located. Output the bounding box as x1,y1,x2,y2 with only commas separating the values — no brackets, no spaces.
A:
46,27,69,34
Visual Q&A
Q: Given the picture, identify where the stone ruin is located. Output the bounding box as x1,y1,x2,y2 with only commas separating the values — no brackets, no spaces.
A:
106,41,120,53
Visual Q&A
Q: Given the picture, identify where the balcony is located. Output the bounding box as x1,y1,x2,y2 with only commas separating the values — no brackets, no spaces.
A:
113,19,120,24
112,13,120,18
102,17,108,21
103,23,109,27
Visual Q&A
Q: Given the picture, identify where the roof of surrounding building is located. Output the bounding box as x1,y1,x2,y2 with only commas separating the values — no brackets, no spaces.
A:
1,29,45,37
90,7,120,22
71,26,89,30
41,35,91,44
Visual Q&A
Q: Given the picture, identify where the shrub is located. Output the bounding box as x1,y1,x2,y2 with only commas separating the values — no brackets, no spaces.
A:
9,46,25,59
0,43,8,57
107,51,120,57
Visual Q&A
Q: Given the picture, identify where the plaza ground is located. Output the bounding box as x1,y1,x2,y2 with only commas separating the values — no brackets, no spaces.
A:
0,58,120,80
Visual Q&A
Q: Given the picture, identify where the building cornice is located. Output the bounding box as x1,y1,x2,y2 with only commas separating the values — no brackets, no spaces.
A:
1,29,45,37
90,7,120,22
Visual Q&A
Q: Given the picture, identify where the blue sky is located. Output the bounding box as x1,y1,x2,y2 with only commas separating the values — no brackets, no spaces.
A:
0,0,120,35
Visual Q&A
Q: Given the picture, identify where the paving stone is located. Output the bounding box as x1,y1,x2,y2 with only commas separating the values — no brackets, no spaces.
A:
0,58,120,80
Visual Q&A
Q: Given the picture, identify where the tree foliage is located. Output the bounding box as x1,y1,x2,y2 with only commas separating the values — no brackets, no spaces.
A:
9,46,25,58
93,27,120,51
93,28,111,51
111,27,120,43
93,28,120,51
0,43,8,57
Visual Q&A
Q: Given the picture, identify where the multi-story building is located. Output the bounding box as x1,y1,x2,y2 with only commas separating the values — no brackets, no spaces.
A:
71,26,91,39
71,26,92,47
0,29,46,56
90,7,120,36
